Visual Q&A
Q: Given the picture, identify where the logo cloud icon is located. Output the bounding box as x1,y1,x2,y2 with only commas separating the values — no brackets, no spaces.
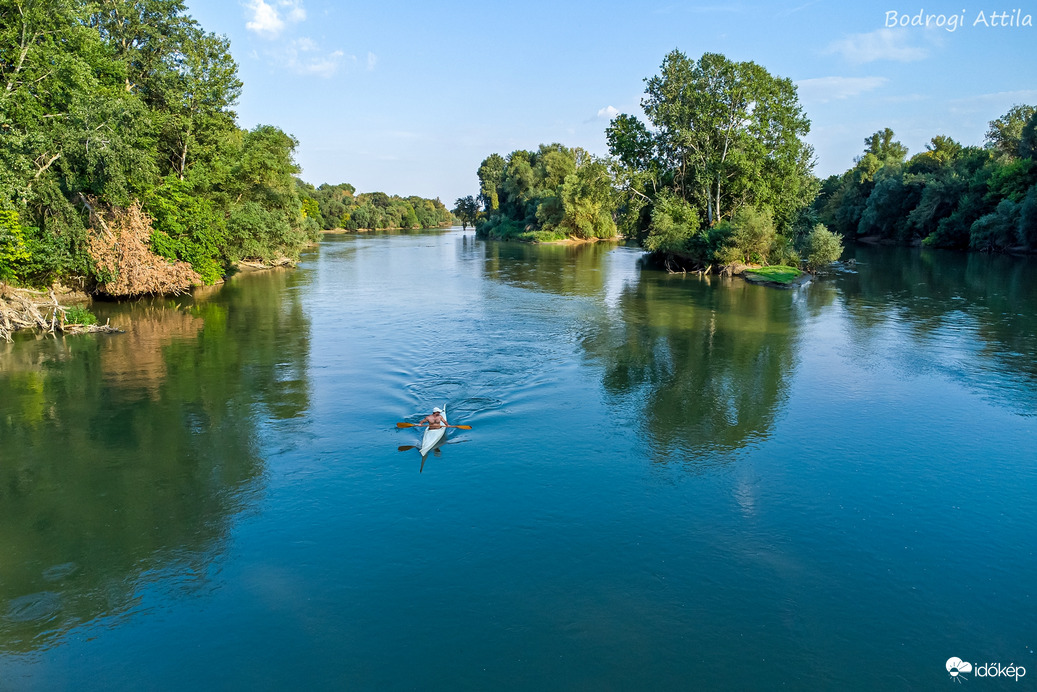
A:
947,657,973,678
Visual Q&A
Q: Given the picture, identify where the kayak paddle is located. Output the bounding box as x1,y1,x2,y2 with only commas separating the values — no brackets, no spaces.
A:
396,422,472,430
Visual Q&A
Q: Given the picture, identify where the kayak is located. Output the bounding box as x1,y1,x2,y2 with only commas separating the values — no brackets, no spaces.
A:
419,405,447,456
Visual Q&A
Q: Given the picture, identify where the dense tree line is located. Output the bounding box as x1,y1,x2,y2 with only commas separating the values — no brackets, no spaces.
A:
473,144,618,242
813,106,1037,252
295,181,454,232
0,0,316,293
469,51,840,270
608,50,832,269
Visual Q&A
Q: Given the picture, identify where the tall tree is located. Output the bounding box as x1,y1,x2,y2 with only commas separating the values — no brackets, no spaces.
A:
453,196,478,231
863,127,909,164
632,50,814,229
477,153,506,211
986,104,1036,159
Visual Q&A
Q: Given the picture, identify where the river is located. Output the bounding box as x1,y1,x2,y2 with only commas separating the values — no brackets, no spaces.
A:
1,229,1035,689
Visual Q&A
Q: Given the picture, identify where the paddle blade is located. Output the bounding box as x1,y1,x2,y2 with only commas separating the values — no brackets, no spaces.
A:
396,422,416,428
398,445,416,452
453,425,472,430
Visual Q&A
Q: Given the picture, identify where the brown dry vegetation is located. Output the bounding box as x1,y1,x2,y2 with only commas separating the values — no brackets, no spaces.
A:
84,199,202,297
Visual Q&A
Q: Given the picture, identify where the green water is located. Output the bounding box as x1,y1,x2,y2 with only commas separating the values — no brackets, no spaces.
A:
1,231,1035,689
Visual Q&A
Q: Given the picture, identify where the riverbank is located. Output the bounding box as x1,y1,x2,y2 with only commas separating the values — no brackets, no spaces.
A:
0,287,119,341
321,223,454,235
539,235,622,245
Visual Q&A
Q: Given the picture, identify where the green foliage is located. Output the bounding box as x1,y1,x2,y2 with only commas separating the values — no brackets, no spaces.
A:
801,224,843,270
144,177,227,284
864,128,909,165
606,50,815,263
63,305,97,325
644,192,702,256
559,157,617,239
1018,186,1037,248
0,209,30,283
477,154,506,211
476,144,617,241
475,216,527,240
636,50,814,231
815,107,1037,253
986,104,1036,158
453,196,479,231
719,207,778,265
0,1,312,288
768,234,801,268
970,199,1020,251
1021,110,1037,159
227,201,295,262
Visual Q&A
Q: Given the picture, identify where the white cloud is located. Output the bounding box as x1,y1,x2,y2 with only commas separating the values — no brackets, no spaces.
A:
826,29,928,64
597,105,619,119
796,76,889,103
281,40,346,77
245,0,284,37
281,0,306,23
366,52,377,71
244,0,306,38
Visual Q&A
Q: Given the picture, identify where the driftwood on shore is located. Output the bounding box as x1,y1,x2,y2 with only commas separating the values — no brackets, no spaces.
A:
0,289,120,342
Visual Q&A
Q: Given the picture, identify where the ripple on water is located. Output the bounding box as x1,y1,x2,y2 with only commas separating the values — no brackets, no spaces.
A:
5,591,62,623
41,562,79,582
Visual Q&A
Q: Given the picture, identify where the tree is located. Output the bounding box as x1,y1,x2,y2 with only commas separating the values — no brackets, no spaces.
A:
558,154,617,239
453,196,478,231
1020,110,1037,159
477,154,506,211
802,224,843,271
986,104,1036,158
863,127,909,165
644,191,701,256
632,50,813,229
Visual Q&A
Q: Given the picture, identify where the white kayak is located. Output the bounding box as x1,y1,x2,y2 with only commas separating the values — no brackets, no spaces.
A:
419,405,447,456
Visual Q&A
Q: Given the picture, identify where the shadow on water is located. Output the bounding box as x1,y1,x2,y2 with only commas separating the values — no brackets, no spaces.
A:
478,240,619,297
837,245,1037,415
580,265,816,464
0,268,311,653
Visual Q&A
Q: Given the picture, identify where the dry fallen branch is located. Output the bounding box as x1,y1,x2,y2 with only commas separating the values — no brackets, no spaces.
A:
0,291,121,342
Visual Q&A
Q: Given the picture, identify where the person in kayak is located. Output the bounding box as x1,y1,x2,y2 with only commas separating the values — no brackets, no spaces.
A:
418,407,447,429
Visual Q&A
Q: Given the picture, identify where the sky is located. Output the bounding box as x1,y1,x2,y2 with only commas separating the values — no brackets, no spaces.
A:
184,0,1037,204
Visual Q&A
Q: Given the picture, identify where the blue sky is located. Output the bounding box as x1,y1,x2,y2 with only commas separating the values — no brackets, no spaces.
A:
184,1,1037,203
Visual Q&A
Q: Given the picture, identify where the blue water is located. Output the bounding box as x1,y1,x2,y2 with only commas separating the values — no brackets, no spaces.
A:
1,230,1034,689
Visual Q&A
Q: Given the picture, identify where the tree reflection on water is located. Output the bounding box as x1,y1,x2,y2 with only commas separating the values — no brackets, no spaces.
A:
0,269,311,653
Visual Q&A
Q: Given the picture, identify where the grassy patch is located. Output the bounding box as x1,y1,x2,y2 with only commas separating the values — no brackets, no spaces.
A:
744,265,803,284
519,229,569,243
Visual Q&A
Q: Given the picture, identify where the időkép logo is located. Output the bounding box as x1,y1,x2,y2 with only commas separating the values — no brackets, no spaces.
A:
947,657,1026,682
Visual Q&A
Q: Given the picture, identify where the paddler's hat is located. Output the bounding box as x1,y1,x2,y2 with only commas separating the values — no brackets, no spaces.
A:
433,407,442,413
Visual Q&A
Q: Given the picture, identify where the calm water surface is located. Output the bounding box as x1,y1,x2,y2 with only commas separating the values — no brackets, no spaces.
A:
1,230,1035,689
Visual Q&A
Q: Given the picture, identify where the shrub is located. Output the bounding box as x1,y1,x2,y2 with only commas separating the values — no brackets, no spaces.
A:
769,234,801,267
801,223,844,270
644,191,701,255
63,306,97,325
715,207,777,265
144,177,229,284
